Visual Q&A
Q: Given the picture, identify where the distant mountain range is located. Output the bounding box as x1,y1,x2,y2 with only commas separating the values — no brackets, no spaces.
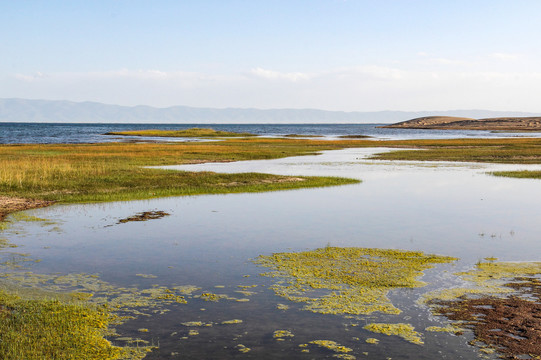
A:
1,98,540,124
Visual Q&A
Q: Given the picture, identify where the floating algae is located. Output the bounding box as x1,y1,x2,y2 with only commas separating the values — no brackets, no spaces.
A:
181,321,205,327
309,340,353,354
235,344,251,353
424,260,541,359
0,239,207,358
333,354,356,360
363,323,423,345
135,273,158,279
0,287,151,360
255,247,456,316
425,325,460,334
273,329,294,340
365,338,379,344
221,319,243,325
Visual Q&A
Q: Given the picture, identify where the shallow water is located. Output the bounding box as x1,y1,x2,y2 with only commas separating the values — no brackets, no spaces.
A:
3,148,541,359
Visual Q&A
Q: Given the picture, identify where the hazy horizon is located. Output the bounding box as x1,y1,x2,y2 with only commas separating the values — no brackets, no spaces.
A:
2,1,541,114
2,98,540,124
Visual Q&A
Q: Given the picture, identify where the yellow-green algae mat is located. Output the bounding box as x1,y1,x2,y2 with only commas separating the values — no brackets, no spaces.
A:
255,247,456,346
0,287,150,360
0,237,155,359
255,247,456,316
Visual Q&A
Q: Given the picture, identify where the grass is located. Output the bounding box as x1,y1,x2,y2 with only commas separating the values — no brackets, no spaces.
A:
370,138,541,164
105,128,257,138
0,289,150,359
491,170,541,179
0,138,370,204
4,136,541,205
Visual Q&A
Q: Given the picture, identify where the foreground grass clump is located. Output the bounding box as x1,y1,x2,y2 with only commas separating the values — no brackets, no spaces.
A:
0,290,149,360
105,127,257,138
256,247,456,315
0,139,367,204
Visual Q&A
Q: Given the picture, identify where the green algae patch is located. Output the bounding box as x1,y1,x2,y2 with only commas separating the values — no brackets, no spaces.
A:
0,289,150,360
425,325,458,332
333,354,356,360
235,344,251,353
309,340,353,353
273,330,294,340
363,323,423,345
255,247,456,316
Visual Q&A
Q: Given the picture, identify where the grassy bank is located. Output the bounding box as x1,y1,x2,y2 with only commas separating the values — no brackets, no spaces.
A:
370,138,541,164
0,138,370,206
4,137,541,208
3,136,541,208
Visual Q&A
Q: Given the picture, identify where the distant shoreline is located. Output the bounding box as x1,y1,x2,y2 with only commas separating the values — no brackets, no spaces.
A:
381,116,541,131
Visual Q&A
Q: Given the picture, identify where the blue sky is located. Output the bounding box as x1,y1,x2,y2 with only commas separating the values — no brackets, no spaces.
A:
2,0,541,112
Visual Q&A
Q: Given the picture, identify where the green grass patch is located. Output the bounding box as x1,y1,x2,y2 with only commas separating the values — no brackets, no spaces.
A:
0,139,370,204
370,138,541,164
105,127,257,138
491,170,541,179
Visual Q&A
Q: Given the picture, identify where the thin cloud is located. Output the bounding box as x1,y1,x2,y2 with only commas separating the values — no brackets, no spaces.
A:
249,68,312,82
14,72,45,82
489,52,521,61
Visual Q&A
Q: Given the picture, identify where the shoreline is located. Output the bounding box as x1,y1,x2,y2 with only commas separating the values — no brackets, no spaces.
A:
0,196,55,222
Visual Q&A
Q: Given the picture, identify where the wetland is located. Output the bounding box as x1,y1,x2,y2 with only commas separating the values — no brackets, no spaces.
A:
3,126,541,359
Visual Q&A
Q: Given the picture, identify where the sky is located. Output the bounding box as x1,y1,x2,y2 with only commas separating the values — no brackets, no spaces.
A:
2,0,541,112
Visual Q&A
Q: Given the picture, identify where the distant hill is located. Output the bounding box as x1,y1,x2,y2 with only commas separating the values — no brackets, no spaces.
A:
382,116,541,131
1,98,540,124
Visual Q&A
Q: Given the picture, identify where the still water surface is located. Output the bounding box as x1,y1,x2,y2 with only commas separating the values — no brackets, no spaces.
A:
3,148,541,359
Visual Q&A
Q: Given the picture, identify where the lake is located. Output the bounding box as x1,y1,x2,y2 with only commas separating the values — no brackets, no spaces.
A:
2,147,541,359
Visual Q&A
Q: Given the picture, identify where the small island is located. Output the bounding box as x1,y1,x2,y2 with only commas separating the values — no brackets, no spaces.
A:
105,128,257,138
381,116,541,131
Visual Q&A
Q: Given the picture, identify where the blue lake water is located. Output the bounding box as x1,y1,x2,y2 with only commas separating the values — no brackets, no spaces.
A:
2,122,541,144
3,144,541,359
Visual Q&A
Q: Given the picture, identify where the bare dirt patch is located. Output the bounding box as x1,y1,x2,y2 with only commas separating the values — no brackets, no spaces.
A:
0,197,54,222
